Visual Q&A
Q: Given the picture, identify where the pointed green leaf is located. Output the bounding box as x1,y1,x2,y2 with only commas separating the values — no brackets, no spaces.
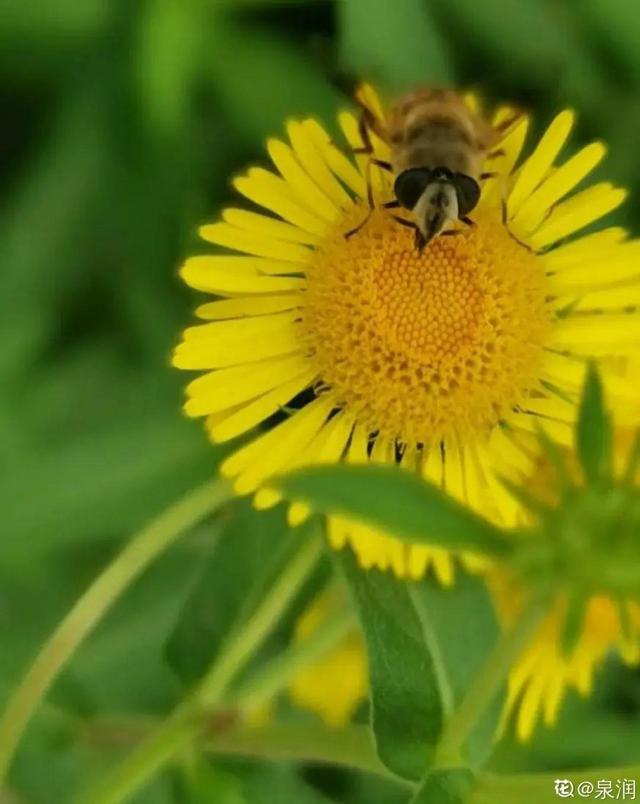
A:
576,363,612,485
338,552,445,780
409,574,501,767
280,464,512,558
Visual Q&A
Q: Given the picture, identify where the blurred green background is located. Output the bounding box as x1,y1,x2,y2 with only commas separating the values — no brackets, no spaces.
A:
1,0,640,801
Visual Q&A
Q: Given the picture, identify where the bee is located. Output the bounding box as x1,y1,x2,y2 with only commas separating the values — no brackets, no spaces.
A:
347,86,517,250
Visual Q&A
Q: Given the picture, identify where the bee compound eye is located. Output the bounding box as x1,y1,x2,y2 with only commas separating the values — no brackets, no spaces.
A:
393,168,432,209
453,173,481,216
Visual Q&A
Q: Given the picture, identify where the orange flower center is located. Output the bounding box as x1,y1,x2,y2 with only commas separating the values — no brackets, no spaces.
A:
303,206,553,444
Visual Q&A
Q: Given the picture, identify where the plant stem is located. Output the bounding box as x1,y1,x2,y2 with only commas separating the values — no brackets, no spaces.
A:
0,478,232,786
434,594,548,768
230,605,355,712
79,534,322,804
206,723,408,784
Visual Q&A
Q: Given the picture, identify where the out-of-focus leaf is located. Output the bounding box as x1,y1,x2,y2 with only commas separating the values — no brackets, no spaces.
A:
134,0,207,138
338,553,444,781
280,464,512,557
0,406,216,564
0,0,109,78
576,363,612,484
582,0,640,84
410,768,475,804
165,500,321,686
0,85,111,382
409,574,501,767
206,21,342,147
432,0,567,79
338,0,451,91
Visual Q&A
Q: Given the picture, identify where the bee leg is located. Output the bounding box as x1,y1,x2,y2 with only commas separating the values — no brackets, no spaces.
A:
479,171,497,181
487,148,506,160
351,106,378,156
495,113,524,134
371,158,393,172
382,200,401,209
501,198,535,252
415,229,427,252
345,158,378,239
440,230,464,237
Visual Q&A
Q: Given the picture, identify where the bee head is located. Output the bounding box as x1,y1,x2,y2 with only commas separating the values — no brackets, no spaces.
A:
394,167,480,250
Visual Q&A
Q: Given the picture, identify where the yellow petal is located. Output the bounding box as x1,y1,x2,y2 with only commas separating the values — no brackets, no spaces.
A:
253,488,283,510
553,312,640,351
529,184,627,249
200,222,312,264
508,110,575,215
549,241,640,294
443,437,466,505
181,309,299,341
267,139,339,223
195,294,302,320
480,116,530,208
355,82,386,122
285,408,356,528
516,673,546,742
181,256,305,294
303,118,366,197
222,207,320,246
233,397,334,494
569,281,640,312
233,168,328,236
511,141,606,234
538,351,587,390
184,353,313,416
544,227,628,271
209,368,318,442
509,412,573,447
287,120,354,209
489,427,535,476
173,313,302,369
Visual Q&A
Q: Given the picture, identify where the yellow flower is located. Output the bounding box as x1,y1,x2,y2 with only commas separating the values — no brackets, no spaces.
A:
496,425,640,742
174,84,640,583
500,590,640,742
288,591,367,727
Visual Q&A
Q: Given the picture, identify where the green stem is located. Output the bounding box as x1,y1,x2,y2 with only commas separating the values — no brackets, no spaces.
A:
434,595,548,768
79,534,322,804
79,715,640,801
0,478,232,786
206,723,408,784
230,605,355,712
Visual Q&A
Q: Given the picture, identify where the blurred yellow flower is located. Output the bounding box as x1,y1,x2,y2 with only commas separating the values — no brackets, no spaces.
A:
174,84,640,582
496,426,640,741
288,592,367,727
500,589,640,742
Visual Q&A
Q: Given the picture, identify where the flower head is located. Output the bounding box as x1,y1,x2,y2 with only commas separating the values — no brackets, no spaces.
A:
496,371,640,741
174,84,640,582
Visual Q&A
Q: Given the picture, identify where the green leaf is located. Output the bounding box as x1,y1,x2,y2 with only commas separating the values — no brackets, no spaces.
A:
409,768,475,804
338,0,451,92
408,574,501,767
338,552,445,781
280,464,512,558
576,363,612,484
